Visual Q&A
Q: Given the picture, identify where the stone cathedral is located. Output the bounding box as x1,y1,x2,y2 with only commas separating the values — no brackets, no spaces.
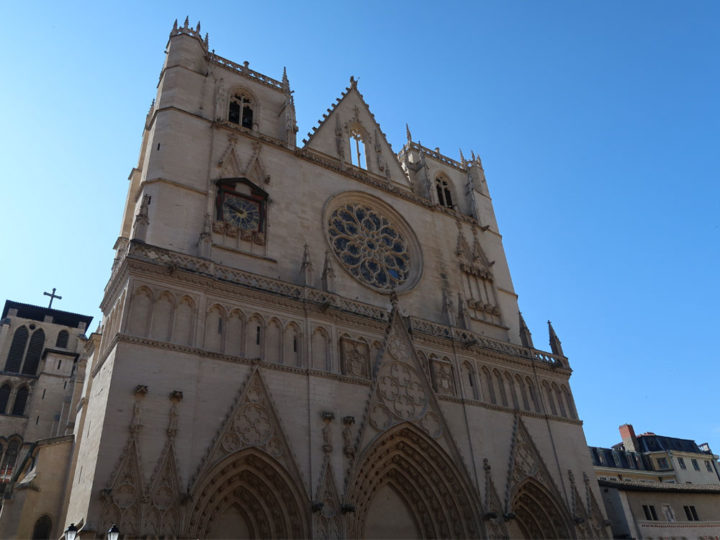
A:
0,19,610,539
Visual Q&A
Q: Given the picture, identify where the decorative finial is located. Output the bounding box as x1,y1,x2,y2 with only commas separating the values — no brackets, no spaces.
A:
300,243,313,286
406,123,412,142
548,320,564,357
349,75,358,89
282,66,289,89
172,19,178,32
183,16,189,28
459,148,466,164
471,150,476,161
390,290,399,309
519,312,533,349
196,21,201,33
204,33,209,47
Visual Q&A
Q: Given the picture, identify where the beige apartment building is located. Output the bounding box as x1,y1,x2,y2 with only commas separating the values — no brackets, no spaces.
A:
590,424,720,538
0,19,611,538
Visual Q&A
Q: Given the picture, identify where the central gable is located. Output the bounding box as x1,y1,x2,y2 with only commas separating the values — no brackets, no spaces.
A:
304,78,411,189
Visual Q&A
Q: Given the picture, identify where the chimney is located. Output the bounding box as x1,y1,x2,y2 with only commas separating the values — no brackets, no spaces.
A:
619,424,639,453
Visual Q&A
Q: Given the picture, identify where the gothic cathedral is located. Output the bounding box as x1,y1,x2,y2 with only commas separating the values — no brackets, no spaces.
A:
0,19,609,539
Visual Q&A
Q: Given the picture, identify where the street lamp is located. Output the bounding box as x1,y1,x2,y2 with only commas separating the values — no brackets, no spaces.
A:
107,524,120,540
64,523,78,540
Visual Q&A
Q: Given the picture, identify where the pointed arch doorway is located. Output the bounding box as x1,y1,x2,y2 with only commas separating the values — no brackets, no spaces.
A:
186,449,309,539
509,478,572,539
347,423,482,539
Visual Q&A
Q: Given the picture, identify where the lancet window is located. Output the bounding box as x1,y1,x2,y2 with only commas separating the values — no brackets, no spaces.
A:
228,92,254,129
435,176,454,208
348,129,367,169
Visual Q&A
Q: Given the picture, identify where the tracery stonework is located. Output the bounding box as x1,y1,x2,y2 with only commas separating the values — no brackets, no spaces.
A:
327,197,421,293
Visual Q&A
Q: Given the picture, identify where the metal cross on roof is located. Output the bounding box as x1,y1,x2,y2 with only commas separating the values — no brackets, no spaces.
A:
43,288,62,309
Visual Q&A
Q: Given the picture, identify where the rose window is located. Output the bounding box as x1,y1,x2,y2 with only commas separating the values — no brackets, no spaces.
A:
328,203,411,291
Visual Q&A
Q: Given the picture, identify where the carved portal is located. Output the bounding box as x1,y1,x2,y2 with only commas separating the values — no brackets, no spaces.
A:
346,423,482,539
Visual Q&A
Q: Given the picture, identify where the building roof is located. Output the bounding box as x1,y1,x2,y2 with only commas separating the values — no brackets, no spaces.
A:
636,434,702,454
598,478,720,494
2,300,93,330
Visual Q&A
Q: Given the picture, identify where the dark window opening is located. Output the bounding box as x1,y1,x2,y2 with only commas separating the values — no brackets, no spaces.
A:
293,337,297,353
229,94,253,129
11,387,28,416
256,326,261,345
435,177,454,208
56,330,69,348
5,326,28,373
57,360,62,370
22,329,45,375
32,514,52,540
684,505,699,521
0,384,10,414
642,504,658,521
692,458,700,471
217,318,223,335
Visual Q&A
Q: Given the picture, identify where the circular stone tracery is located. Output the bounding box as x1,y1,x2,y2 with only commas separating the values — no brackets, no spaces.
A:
327,203,411,291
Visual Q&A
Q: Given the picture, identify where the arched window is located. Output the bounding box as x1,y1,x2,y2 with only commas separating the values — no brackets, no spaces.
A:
435,176,454,208
32,514,52,540
11,387,29,416
22,329,45,375
229,92,253,129
0,438,20,482
5,326,28,373
349,129,367,169
0,384,10,414
55,330,69,348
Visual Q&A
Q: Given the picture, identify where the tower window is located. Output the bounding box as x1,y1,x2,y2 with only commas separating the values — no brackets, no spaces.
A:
11,387,28,416
435,176,454,208
349,130,367,169
56,330,69,348
229,93,253,129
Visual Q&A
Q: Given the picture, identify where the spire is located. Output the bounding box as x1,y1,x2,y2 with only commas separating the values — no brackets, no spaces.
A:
459,148,466,165
183,16,189,28
282,66,290,92
321,250,335,292
300,244,313,286
172,19,178,32
548,320,564,356
519,312,533,349
406,123,412,143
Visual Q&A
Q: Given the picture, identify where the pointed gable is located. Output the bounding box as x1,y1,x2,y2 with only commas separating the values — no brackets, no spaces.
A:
303,78,410,188
188,367,306,492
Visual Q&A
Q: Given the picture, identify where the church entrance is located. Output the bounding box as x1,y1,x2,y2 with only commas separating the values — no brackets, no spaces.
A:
347,423,482,539
186,449,309,539
510,478,572,539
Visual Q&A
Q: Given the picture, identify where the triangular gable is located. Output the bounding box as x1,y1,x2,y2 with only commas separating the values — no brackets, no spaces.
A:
188,367,306,494
217,135,244,178
303,79,410,189
144,397,184,537
504,415,566,512
353,305,468,470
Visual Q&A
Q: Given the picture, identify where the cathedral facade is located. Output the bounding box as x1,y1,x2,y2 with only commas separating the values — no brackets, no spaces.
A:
1,19,609,538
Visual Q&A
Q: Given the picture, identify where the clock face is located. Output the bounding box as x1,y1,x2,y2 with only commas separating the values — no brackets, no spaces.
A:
222,194,261,231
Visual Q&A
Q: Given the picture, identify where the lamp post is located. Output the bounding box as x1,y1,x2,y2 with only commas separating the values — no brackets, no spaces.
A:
64,523,78,540
107,524,120,540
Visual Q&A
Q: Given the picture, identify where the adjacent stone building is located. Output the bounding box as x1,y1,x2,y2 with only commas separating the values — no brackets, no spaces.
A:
0,300,92,538
0,19,611,538
590,424,720,538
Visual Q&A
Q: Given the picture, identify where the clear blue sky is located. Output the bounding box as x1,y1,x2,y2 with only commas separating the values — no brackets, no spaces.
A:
2,2,718,453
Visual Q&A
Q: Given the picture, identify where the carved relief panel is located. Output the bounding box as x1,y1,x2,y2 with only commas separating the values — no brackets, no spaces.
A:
340,337,370,378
